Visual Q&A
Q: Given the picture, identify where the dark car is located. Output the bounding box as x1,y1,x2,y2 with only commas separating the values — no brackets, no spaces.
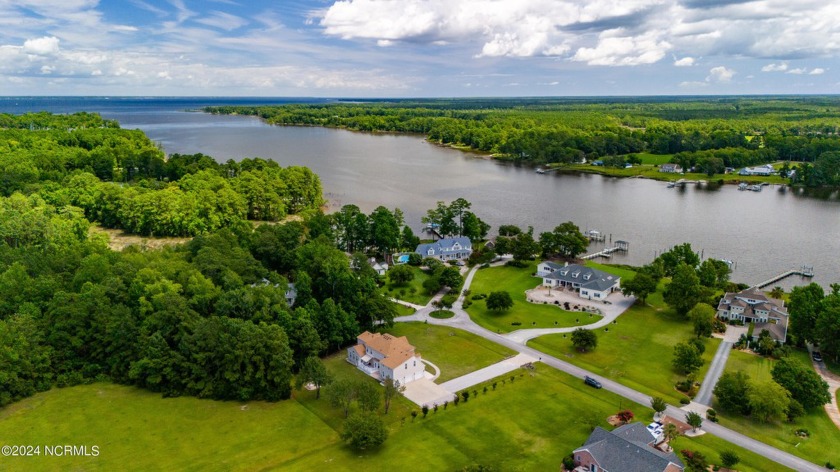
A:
813,351,823,362
584,376,602,389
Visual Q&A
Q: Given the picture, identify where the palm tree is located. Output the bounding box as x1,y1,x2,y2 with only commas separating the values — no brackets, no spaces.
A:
663,423,680,450
770,286,784,299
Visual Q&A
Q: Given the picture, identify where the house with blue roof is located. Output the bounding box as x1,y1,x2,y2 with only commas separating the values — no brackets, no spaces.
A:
415,237,472,261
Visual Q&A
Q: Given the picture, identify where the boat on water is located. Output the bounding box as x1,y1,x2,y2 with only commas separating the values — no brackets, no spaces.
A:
667,182,676,188
748,184,762,192
738,182,748,191
535,168,545,174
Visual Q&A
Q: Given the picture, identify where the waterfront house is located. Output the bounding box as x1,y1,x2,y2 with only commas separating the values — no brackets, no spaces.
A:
347,331,426,385
659,163,683,173
738,164,774,176
536,262,621,301
573,423,684,472
717,288,789,343
415,237,472,261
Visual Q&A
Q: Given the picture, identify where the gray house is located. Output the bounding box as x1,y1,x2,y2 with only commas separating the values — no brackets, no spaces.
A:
415,237,472,261
536,262,621,301
573,423,684,472
717,288,789,343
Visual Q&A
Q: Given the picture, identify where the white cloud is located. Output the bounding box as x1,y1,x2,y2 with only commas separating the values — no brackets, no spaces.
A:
786,68,806,75
112,25,139,32
317,0,840,66
23,36,60,55
679,80,708,87
195,11,249,31
674,56,695,66
707,65,735,82
810,68,825,75
761,62,788,72
40,65,55,74
572,31,671,66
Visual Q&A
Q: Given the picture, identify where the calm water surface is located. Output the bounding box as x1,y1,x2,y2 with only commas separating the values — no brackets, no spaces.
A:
5,98,838,288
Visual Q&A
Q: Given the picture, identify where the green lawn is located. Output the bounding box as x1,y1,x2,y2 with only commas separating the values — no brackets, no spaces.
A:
714,349,840,467
392,302,416,317
633,152,674,165
529,303,721,405
466,262,597,333
387,322,516,382
0,383,338,472
0,365,787,471
555,162,788,185
382,266,433,306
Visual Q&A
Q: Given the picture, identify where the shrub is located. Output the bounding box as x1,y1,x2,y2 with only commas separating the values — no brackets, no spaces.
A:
511,321,522,326
562,455,576,471
341,412,388,450
680,396,691,405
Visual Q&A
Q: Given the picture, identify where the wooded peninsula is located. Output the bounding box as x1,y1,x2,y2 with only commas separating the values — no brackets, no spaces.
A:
207,97,840,187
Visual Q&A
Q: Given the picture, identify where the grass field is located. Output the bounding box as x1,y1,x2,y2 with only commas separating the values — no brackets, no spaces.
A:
554,162,788,185
386,322,516,382
465,262,596,333
529,302,720,405
392,302,416,317
714,349,840,467
0,364,788,471
634,152,674,165
382,266,434,306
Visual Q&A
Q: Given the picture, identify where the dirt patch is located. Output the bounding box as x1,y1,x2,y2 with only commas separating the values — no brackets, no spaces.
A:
90,226,192,251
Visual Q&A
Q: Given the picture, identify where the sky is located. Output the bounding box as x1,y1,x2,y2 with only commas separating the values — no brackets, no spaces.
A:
0,0,838,97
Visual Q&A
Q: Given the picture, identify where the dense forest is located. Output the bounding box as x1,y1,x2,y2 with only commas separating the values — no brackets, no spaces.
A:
207,97,840,187
0,113,405,407
0,113,323,236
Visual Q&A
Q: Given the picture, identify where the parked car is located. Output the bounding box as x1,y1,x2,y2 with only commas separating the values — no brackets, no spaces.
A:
584,376,602,389
813,351,823,362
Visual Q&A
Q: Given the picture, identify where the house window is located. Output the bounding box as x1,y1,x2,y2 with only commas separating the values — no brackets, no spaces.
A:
413,361,416,366
405,364,408,369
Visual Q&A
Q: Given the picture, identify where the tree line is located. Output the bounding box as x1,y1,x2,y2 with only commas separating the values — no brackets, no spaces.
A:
0,114,391,407
0,113,324,236
206,98,840,178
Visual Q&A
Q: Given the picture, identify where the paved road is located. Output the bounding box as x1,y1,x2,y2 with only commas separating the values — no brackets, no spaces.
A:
393,264,824,471
693,341,733,406
694,325,746,406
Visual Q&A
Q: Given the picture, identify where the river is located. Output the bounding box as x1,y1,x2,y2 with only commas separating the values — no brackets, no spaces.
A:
5,97,839,289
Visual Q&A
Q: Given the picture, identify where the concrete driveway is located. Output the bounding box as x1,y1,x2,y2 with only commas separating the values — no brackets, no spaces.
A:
402,378,455,407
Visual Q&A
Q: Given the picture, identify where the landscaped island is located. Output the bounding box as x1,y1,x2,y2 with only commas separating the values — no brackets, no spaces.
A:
206,97,840,188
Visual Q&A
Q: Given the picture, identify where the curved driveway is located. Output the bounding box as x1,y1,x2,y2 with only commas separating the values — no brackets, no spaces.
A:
395,264,824,472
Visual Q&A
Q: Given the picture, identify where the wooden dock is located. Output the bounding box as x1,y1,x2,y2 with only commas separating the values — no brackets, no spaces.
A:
582,244,628,260
752,266,814,289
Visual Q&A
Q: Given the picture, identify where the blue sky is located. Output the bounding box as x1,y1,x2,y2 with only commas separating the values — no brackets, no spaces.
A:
0,0,838,96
